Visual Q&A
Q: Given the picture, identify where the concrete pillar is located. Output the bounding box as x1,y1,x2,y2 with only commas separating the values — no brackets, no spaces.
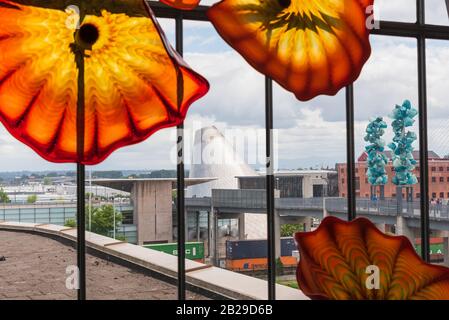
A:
396,215,415,245
209,207,217,266
274,210,281,260
323,198,329,218
238,213,245,240
375,223,386,233
300,217,312,232
133,181,173,245
302,176,313,198
396,186,403,216
196,211,200,242
184,211,190,241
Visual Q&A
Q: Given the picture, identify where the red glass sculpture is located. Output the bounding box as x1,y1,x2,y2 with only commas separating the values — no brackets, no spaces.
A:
208,0,373,101
160,0,201,11
295,216,449,300
0,0,209,164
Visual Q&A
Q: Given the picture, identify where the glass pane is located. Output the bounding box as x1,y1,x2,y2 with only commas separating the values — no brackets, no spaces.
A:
0,132,76,300
427,39,449,266
183,19,267,290
0,169,76,299
78,18,204,300
354,35,420,247
273,83,347,296
426,0,449,25
158,17,176,45
375,0,416,23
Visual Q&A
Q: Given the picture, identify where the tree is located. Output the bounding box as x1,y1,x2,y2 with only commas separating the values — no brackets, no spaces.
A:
93,171,123,179
64,205,123,238
388,100,418,208
64,218,76,228
43,177,52,185
27,194,37,204
364,117,388,199
280,224,304,237
276,257,284,276
148,170,177,178
46,172,58,177
0,188,10,203
85,192,94,199
87,204,122,237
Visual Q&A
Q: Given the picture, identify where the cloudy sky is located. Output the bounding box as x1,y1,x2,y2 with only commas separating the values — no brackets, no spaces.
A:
1,0,449,172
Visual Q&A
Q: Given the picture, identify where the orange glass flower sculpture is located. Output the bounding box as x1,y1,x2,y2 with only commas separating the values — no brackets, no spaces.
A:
208,0,373,101
295,216,449,300
0,0,208,164
160,0,200,11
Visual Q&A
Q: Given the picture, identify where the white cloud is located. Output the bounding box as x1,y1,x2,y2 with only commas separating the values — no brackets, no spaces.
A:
374,0,416,22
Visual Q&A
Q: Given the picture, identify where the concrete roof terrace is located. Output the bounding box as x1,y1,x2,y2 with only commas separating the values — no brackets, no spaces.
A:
0,222,308,300
0,230,207,300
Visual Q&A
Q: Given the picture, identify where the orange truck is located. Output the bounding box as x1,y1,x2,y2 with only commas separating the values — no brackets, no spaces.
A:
225,238,298,271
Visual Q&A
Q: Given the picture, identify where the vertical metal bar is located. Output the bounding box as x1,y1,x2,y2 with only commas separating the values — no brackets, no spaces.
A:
74,5,87,299
175,14,186,301
75,70,86,299
417,0,430,262
76,164,86,300
265,77,276,300
345,85,356,221
89,169,92,231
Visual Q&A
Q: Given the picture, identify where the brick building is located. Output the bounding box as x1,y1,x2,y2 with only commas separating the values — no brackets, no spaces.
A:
337,151,449,200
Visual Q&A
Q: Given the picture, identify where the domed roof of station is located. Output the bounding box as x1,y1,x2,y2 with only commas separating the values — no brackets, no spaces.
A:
188,126,256,198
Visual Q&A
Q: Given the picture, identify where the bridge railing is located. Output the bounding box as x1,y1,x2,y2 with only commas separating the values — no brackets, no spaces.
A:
212,189,266,209
184,197,212,207
325,198,449,220
277,198,324,209
427,204,449,220
183,192,449,221
278,197,449,221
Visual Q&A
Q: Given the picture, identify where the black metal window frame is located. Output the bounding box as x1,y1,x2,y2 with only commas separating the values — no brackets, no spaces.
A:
74,0,449,300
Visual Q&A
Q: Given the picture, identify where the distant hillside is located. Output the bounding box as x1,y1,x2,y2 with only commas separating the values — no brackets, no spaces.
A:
0,169,187,184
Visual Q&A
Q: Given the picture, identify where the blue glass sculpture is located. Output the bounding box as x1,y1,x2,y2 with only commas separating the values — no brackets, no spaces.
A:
364,117,388,186
388,100,418,186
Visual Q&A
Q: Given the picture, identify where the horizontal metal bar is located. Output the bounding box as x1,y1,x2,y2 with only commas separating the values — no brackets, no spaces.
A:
147,1,449,39
148,1,209,21
372,21,449,40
